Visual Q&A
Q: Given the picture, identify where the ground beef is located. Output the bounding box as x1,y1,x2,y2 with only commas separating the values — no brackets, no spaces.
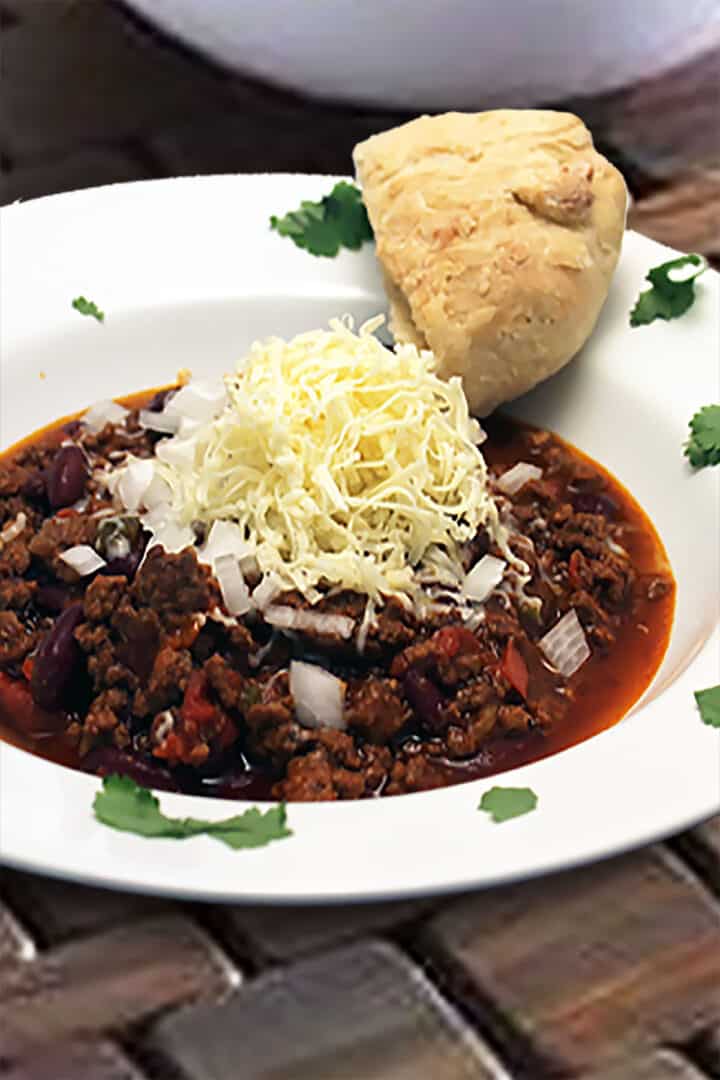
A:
84,574,127,622
131,548,218,631
0,577,36,612
133,645,192,717
29,513,97,582
345,678,409,744
0,611,38,665
204,653,246,713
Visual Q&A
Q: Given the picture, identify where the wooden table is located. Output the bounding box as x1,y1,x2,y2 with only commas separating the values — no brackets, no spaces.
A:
1,4,719,1077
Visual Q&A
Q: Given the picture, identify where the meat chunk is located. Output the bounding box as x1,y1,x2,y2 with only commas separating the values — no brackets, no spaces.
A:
204,653,246,712
84,575,127,622
0,611,38,665
346,678,409,744
132,547,218,630
133,645,192,717
29,513,97,581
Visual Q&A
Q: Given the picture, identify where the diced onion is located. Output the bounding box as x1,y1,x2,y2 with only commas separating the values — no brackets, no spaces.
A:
539,608,590,678
0,512,27,545
251,574,282,611
265,605,355,639
214,554,252,616
117,458,155,512
463,554,506,603
155,436,197,471
142,473,172,511
138,409,181,436
147,521,195,555
59,544,106,576
496,462,543,496
198,520,251,568
289,660,346,731
83,400,129,432
163,382,227,424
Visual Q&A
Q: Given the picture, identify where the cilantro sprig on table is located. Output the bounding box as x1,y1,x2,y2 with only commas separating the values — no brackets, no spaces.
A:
695,686,720,728
93,775,292,849
630,254,708,327
478,786,538,823
270,181,374,257
72,296,105,322
685,405,720,469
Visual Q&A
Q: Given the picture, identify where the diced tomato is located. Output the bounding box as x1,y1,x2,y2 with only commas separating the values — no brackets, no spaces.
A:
501,638,529,699
54,507,78,519
433,625,481,659
21,655,35,682
181,670,216,728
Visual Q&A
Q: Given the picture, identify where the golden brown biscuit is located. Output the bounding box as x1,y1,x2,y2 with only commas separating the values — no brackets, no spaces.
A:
354,111,627,415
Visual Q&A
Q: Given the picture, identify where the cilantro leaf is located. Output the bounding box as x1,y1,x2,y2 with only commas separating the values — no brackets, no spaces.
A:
72,296,105,323
478,786,538,823
630,254,707,327
93,775,292,849
270,181,373,257
685,404,720,469
695,685,720,728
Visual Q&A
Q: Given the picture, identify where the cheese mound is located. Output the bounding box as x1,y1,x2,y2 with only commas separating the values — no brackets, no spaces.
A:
138,318,505,607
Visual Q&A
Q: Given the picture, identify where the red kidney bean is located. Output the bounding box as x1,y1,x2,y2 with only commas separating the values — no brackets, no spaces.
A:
404,669,445,735
570,489,618,518
99,551,142,580
30,603,84,710
83,747,179,792
46,445,88,509
147,387,177,413
34,584,70,613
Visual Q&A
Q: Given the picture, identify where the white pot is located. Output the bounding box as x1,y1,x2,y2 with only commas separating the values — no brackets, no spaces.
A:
127,0,718,110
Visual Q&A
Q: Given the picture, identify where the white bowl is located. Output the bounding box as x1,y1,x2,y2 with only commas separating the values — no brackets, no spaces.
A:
0,175,718,903
126,0,719,110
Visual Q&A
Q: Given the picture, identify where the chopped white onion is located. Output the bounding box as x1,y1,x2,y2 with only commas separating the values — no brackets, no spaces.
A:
468,418,487,445
138,409,181,436
117,458,155,512
539,608,591,678
0,511,27,545
147,521,195,555
83,400,129,433
251,574,282,611
463,554,506,603
155,436,197,471
265,605,355,639
214,554,252,616
198,520,251,568
163,382,227,424
59,544,107,576
289,660,346,731
496,462,543,496
142,473,172,511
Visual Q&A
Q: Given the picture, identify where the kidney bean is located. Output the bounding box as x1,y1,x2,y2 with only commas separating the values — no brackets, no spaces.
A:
30,603,84,710
403,669,445,735
147,387,177,413
34,584,70,613
46,445,88,509
0,671,67,736
570,489,618,518
99,551,142,580
83,747,179,792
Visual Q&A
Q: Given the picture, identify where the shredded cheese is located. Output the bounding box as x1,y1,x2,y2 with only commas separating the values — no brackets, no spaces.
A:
113,317,509,611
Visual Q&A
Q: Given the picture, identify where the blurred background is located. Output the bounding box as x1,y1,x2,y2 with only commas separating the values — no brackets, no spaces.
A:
0,0,718,259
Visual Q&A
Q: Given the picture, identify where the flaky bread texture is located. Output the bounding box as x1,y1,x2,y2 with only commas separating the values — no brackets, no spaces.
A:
354,111,627,415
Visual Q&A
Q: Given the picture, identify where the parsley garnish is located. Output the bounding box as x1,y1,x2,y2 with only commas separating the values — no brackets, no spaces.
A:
93,775,292,849
685,405,720,469
270,181,373,257
630,254,708,327
695,686,720,728
72,296,105,323
478,785,538,823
